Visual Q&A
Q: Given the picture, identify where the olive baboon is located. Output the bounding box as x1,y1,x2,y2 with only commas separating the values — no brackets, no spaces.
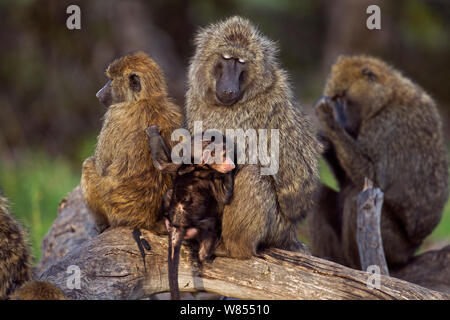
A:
308,55,449,269
0,195,32,299
80,52,184,233
185,16,321,259
0,194,65,300
147,125,235,299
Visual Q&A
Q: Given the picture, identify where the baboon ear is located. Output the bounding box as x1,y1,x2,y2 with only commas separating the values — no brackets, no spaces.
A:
210,174,234,205
362,68,377,82
146,125,181,173
129,74,141,92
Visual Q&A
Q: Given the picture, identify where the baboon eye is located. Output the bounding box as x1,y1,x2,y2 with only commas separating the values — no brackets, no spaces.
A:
238,58,245,64
362,68,377,82
129,74,141,92
222,54,232,60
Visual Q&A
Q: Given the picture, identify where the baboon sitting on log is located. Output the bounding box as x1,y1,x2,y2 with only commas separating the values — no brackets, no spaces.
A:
185,16,321,259
308,55,449,269
80,52,183,233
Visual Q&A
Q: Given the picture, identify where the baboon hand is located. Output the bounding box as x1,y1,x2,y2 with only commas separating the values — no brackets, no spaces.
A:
315,96,341,132
82,156,95,170
145,125,160,138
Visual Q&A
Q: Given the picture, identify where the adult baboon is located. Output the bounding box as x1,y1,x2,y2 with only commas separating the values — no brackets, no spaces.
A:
309,55,448,269
80,51,183,233
185,16,321,259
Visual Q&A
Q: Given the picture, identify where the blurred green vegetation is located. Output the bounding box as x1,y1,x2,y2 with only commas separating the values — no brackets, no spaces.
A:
0,137,96,262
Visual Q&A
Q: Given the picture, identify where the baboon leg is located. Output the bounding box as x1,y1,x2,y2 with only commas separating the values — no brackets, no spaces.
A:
80,157,109,231
341,190,361,269
379,210,418,268
307,185,346,265
221,165,272,259
199,231,218,262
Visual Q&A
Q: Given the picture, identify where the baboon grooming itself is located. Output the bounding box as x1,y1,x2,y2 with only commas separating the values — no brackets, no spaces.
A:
0,195,65,300
80,52,183,232
308,55,449,269
185,16,321,259
146,125,235,299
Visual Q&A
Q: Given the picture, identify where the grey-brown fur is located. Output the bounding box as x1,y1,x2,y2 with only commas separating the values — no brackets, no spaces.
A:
308,55,449,269
185,16,321,258
0,195,32,299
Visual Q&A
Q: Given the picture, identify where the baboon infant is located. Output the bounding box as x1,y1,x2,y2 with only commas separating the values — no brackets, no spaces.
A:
309,55,448,269
80,52,183,233
185,16,321,259
146,125,235,300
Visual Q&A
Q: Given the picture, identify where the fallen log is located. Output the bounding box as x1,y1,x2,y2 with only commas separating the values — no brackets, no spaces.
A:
35,187,449,300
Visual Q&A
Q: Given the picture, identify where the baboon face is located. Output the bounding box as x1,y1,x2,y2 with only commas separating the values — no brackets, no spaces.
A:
96,52,165,107
96,73,141,107
324,56,394,136
191,16,278,107
213,54,247,105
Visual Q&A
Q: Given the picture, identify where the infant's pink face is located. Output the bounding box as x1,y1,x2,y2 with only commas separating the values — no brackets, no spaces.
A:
165,218,198,239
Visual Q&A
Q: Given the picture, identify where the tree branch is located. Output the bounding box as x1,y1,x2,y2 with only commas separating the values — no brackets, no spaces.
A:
35,187,449,300
356,178,389,275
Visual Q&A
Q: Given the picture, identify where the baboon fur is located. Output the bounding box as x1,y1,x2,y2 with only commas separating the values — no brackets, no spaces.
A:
9,280,65,300
186,16,321,259
81,52,183,232
0,195,32,299
309,55,449,269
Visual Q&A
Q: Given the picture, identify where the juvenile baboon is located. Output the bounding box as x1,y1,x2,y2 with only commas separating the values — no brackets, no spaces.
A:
185,16,321,259
147,125,235,300
80,52,184,233
0,195,31,299
0,194,65,300
308,55,449,269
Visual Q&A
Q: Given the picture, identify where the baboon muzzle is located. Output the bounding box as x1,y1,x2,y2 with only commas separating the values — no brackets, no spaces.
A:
216,59,244,106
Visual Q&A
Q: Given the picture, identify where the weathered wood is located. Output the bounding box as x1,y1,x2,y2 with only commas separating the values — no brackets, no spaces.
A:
36,187,449,300
356,178,389,276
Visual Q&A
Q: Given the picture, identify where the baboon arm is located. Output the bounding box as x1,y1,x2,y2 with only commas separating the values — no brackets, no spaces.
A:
273,115,320,220
327,128,375,187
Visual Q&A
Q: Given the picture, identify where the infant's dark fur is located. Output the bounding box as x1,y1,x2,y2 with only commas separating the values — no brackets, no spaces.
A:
146,125,235,300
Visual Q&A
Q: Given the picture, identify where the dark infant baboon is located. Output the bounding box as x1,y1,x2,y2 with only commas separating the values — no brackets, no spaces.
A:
0,194,65,300
185,16,321,259
80,52,183,233
146,125,235,300
308,55,449,269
